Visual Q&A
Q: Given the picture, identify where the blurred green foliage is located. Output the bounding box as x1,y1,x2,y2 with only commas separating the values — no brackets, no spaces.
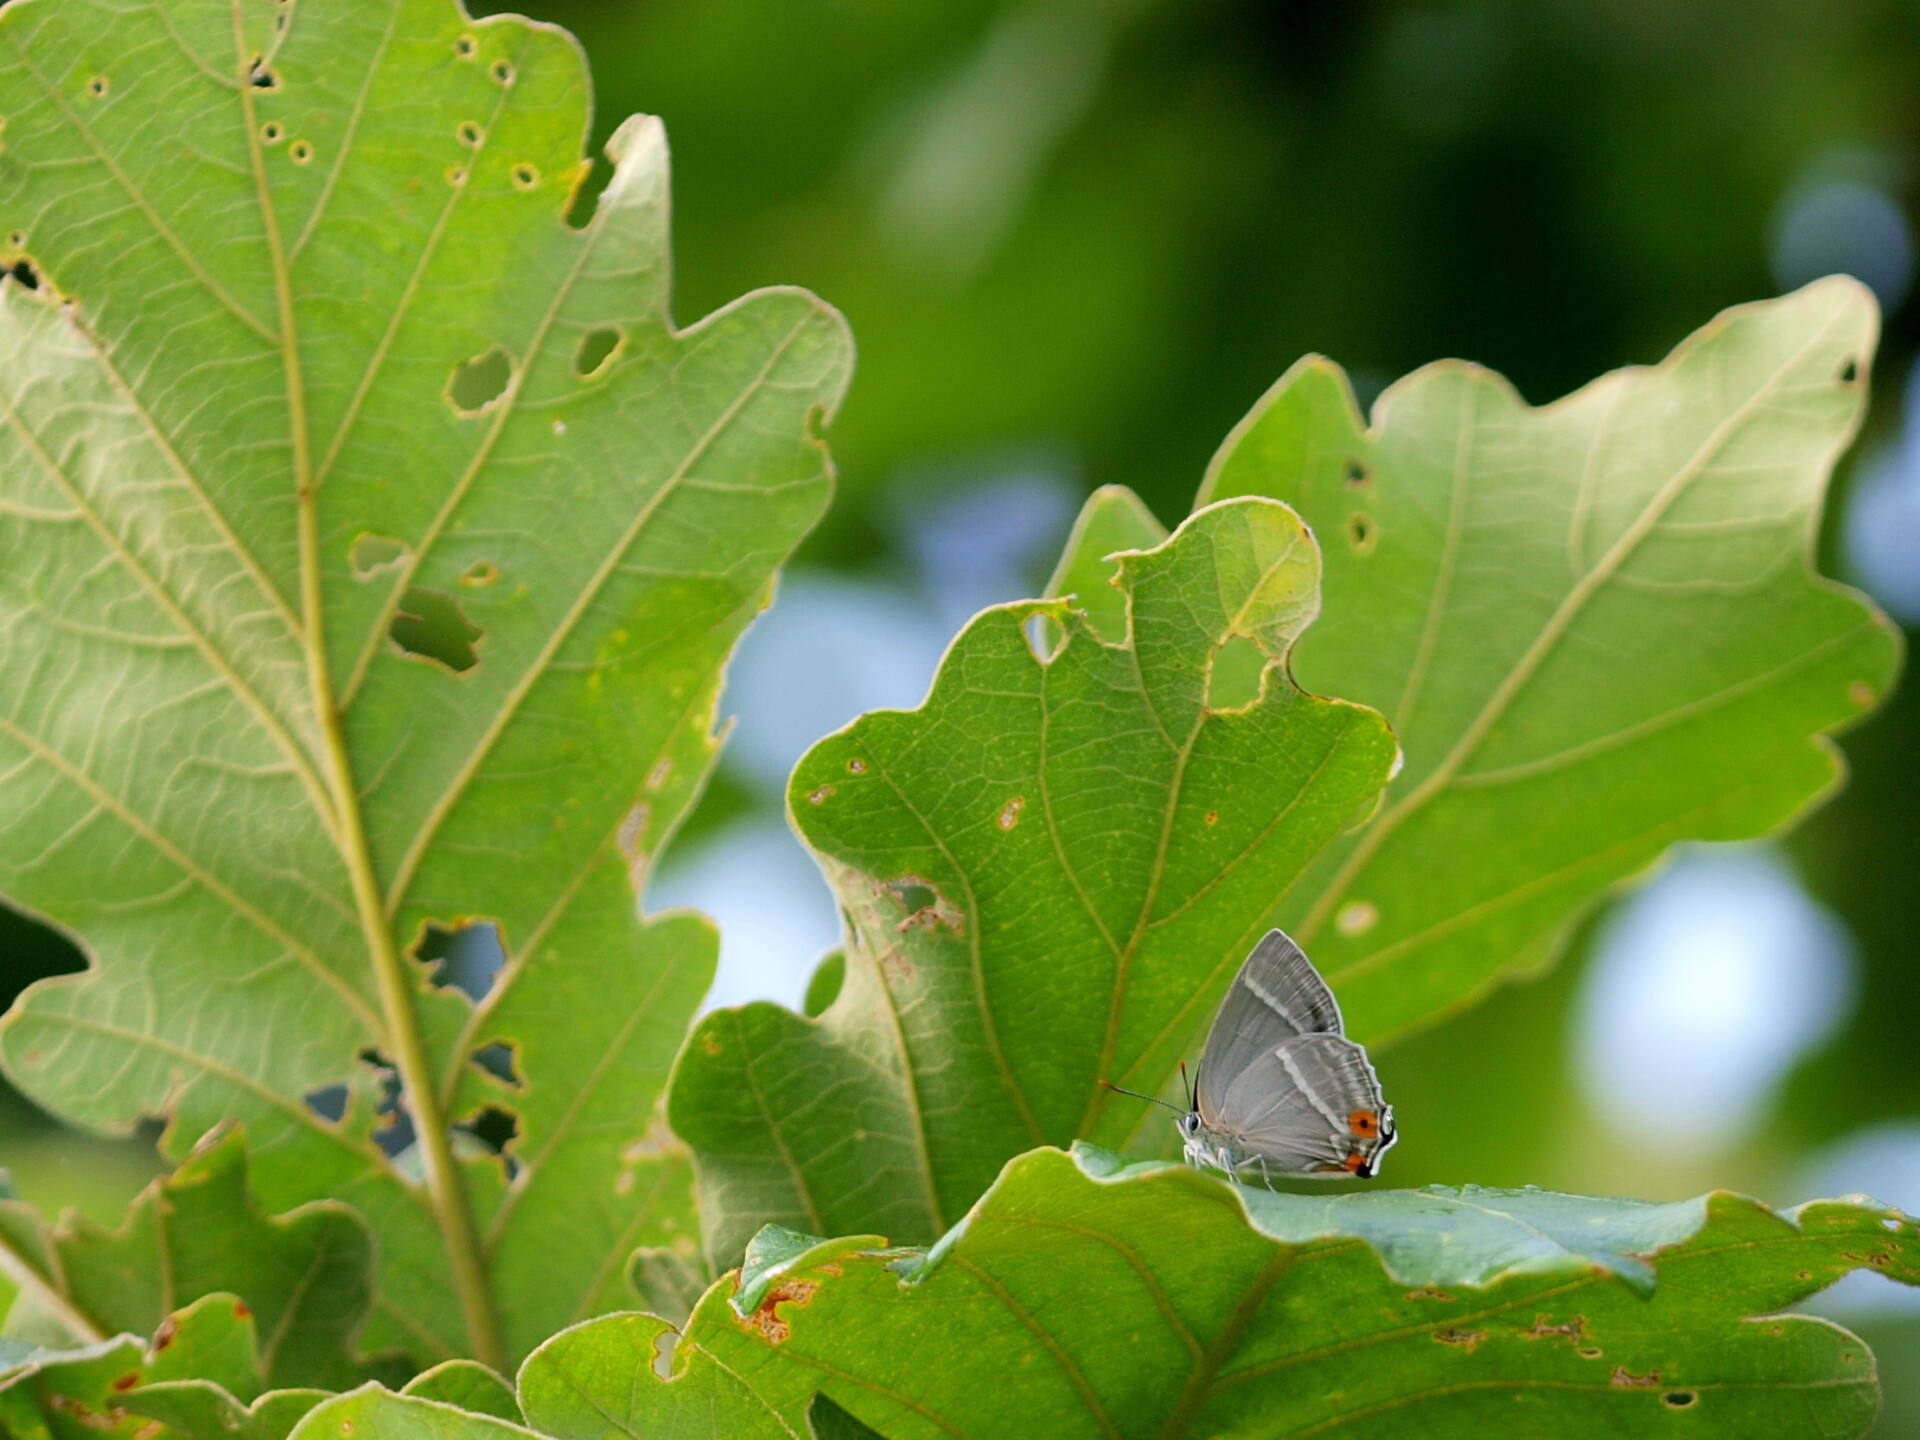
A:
3,0,1915,1424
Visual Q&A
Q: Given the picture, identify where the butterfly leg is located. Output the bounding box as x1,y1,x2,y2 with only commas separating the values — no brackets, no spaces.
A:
1257,1153,1276,1191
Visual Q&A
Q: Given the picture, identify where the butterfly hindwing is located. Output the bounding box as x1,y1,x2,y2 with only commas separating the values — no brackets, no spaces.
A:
1212,1032,1390,1174
1194,928,1343,1118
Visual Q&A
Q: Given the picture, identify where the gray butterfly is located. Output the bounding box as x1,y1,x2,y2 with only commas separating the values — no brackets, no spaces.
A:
1106,929,1396,1184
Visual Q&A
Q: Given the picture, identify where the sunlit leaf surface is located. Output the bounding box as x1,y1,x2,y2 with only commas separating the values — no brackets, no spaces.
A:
0,0,847,1367
671,498,1399,1263
1200,279,1899,1046
524,1145,1920,1440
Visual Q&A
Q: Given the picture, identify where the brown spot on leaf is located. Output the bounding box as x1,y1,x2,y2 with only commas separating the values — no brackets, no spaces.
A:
701,1033,721,1057
807,785,835,805
997,796,1025,831
233,1300,251,1319
1522,1314,1586,1344
1434,1328,1484,1352
1610,1366,1659,1388
152,1316,178,1351
1578,1345,1603,1360
1405,1288,1453,1302
848,757,868,774
111,1372,141,1392
1204,811,1219,826
877,946,917,984
1849,680,1876,708
743,1279,820,1344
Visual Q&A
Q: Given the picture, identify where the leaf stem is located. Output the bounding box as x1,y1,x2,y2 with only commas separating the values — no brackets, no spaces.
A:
0,1230,106,1347
233,2,504,1371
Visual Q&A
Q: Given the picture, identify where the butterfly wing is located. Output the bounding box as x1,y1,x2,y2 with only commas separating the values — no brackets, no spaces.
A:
1213,1032,1393,1175
1195,929,1343,1120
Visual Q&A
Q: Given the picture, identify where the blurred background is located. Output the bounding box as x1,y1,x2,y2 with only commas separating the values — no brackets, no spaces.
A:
4,0,1918,1427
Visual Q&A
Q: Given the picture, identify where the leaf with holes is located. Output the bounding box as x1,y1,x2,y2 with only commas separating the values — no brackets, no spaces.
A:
0,0,847,1372
669,497,1400,1265
1199,278,1900,1048
516,1145,1920,1440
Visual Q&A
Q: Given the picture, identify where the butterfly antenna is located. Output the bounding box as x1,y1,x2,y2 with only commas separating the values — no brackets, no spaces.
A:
1098,1078,1186,1114
1180,1059,1194,1110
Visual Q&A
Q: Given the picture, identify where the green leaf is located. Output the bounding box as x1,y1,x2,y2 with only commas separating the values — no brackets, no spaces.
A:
286,1387,542,1440
0,1129,374,1390
670,497,1398,1264
0,0,847,1369
525,1146,1920,1439
0,1291,326,1440
1199,278,1902,1045
1042,483,1169,643
124,1384,330,1440
400,1360,521,1422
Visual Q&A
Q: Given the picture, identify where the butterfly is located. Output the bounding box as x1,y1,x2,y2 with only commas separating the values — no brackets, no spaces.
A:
1105,929,1396,1185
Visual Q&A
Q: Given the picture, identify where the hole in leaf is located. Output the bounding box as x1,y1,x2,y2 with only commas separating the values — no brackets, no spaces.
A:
888,879,937,914
1207,633,1265,710
574,326,622,378
565,152,614,229
414,920,505,999
1347,512,1377,554
87,76,108,98
460,1105,522,1181
471,1041,523,1089
248,60,276,89
457,120,483,147
1662,1391,1697,1409
304,1084,349,1123
459,559,500,588
447,346,512,414
6,231,24,249
490,58,515,86
392,586,483,672
1839,356,1860,384
455,33,477,58
512,163,539,190
358,1049,415,1156
1023,613,1066,663
6,258,40,291
348,532,409,578
445,165,467,188
289,139,313,165
261,121,283,144
1344,459,1369,488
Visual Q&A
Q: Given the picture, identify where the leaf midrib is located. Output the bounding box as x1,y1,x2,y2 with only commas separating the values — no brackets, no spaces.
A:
233,0,502,1367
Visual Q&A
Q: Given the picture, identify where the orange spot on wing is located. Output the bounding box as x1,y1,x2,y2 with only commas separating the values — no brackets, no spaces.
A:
1348,1109,1379,1138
